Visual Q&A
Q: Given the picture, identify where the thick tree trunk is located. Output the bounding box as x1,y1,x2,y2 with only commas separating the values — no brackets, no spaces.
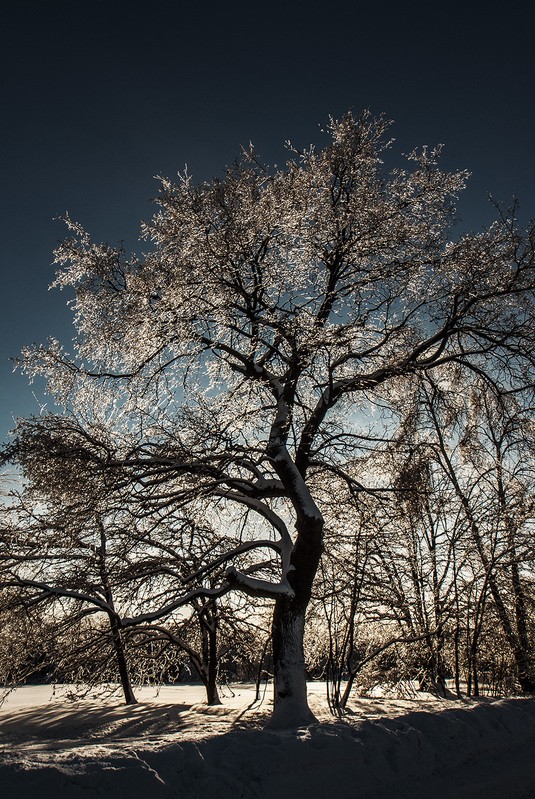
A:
496,454,535,693
267,599,316,729
195,661,221,706
486,572,535,694
265,518,322,730
453,623,461,697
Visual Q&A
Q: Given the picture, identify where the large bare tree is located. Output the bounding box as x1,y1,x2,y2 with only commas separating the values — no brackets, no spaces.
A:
9,112,535,727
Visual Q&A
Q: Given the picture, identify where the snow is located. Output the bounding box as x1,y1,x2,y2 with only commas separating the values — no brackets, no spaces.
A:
1,683,535,798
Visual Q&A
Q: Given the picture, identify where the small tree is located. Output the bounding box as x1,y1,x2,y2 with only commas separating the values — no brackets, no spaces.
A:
2,415,265,705
1,444,139,703
11,111,535,727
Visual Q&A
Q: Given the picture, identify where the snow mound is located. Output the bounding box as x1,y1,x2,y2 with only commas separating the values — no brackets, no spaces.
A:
1,692,535,798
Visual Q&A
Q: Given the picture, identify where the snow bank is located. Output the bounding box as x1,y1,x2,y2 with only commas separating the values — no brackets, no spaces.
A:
1,694,535,798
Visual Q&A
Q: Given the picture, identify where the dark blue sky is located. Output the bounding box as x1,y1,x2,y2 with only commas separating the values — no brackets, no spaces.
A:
1,0,534,443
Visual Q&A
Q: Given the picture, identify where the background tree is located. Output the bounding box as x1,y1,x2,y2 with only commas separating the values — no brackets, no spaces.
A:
422,378,535,693
1,414,269,706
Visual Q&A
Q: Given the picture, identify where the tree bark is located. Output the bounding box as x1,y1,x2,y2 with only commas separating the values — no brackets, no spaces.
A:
265,519,322,730
108,616,137,705
192,598,222,706
267,598,316,729
205,603,221,706
97,519,136,705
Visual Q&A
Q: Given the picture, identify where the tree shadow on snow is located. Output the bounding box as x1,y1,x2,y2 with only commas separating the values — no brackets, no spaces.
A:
0,701,190,748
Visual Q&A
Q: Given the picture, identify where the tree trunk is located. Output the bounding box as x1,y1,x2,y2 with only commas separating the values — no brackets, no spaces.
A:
512,648,535,694
108,616,137,705
267,598,316,729
265,519,322,730
472,658,480,696
196,599,221,706
496,449,535,693
509,557,535,693
206,606,221,706
97,520,136,705
453,623,461,697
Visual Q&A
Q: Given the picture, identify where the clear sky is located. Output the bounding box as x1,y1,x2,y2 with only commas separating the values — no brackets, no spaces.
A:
1,0,534,444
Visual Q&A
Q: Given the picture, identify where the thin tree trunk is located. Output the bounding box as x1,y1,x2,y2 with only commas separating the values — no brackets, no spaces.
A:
96,519,136,705
495,435,535,693
254,633,271,702
108,615,137,705
205,606,221,706
473,655,480,696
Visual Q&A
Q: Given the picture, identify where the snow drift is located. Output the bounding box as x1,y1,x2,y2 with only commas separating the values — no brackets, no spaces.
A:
1,688,535,798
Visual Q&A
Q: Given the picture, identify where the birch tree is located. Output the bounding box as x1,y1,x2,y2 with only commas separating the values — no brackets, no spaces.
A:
12,111,535,727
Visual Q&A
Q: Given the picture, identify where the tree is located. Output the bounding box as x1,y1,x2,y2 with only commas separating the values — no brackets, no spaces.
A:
361,460,459,695
421,377,535,692
1,415,266,706
12,111,535,727
0,434,140,703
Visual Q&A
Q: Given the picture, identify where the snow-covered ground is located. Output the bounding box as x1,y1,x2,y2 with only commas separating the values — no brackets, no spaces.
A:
1,683,535,798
